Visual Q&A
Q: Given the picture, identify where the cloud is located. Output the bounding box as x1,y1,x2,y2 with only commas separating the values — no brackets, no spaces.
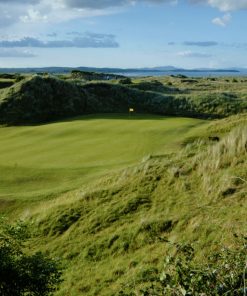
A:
212,13,231,26
0,0,39,3
207,0,247,12
0,33,119,48
66,31,83,36
0,0,245,29
183,41,218,46
0,48,36,57
190,0,247,12
0,1,112,27
0,0,245,12
20,8,48,23
177,50,212,58
0,4,27,27
47,32,57,37
169,40,247,48
168,41,218,47
225,42,247,49
63,0,127,9
63,0,176,9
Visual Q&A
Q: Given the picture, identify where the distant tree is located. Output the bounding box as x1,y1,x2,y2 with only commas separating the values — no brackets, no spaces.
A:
0,218,63,296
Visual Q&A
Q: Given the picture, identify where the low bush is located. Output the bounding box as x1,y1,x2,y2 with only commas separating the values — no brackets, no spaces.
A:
0,219,63,296
0,80,14,89
139,237,247,295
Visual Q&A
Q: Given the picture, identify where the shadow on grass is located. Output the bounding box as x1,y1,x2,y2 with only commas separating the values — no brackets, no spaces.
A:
7,113,197,128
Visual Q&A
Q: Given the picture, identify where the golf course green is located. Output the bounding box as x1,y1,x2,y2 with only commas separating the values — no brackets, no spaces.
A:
0,114,206,202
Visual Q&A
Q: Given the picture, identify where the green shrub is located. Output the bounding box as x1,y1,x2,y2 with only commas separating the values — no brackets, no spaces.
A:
119,78,132,84
129,80,170,92
0,80,14,89
0,219,63,296
139,237,247,295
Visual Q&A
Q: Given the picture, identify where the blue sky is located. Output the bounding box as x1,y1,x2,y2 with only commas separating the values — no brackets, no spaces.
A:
0,0,246,68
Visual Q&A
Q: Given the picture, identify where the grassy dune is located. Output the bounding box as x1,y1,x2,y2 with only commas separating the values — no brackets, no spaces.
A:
0,73,246,295
25,113,246,296
0,110,246,295
0,114,206,203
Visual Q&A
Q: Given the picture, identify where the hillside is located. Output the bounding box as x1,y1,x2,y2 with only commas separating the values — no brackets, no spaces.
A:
0,75,87,124
0,112,246,295
0,74,246,295
0,74,247,124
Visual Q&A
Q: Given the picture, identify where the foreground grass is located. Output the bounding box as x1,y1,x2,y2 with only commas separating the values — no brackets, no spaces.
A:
0,112,246,295
2,114,244,296
0,114,206,204
18,115,243,296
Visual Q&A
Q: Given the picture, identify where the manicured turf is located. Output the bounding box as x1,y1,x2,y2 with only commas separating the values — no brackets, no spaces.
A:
0,114,206,201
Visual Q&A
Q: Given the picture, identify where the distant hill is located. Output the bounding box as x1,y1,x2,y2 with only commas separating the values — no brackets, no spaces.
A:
0,66,242,75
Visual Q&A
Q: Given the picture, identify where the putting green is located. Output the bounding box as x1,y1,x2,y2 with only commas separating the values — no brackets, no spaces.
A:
0,114,206,201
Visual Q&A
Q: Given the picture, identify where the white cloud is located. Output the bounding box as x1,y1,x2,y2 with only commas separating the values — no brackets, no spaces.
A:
0,33,119,48
191,0,247,12
208,0,247,12
0,0,246,29
0,1,113,28
61,0,176,9
176,50,211,58
20,8,48,23
0,0,178,28
183,41,218,46
212,13,231,26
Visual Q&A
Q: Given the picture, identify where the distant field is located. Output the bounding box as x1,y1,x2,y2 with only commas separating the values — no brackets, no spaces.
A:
0,114,206,202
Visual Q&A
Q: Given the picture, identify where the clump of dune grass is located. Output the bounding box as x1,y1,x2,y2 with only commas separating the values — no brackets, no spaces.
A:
195,125,247,197
200,126,246,170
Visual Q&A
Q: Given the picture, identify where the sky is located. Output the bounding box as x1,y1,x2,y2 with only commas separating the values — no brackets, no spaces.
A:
0,0,246,69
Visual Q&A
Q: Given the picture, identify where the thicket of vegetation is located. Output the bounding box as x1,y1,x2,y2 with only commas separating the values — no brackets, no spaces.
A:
71,70,125,81
0,219,62,296
0,76,87,124
0,73,247,124
0,80,15,89
136,238,247,295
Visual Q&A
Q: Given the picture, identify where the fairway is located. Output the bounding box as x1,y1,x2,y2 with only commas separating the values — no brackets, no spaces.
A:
0,114,206,201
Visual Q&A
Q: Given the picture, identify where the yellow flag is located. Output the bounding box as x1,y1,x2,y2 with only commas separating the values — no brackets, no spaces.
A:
129,108,134,112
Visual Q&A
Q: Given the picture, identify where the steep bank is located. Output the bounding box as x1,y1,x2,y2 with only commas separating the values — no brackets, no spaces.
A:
8,113,246,296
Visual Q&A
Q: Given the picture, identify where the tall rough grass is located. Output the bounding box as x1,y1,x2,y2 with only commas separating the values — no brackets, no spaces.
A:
201,126,246,170
196,126,247,197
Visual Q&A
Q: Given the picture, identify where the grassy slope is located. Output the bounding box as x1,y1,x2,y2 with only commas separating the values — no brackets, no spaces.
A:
21,113,245,296
0,114,206,206
1,113,245,296
0,74,246,294
130,76,247,116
